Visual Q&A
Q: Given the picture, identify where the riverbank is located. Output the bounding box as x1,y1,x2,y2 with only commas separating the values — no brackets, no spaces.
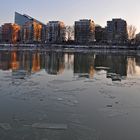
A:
0,44,140,51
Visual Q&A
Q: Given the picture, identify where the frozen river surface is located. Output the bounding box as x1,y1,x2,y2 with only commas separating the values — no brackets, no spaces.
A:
0,50,140,140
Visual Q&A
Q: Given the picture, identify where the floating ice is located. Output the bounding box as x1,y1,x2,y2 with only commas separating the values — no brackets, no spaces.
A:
49,79,71,85
0,123,12,130
99,108,128,118
96,67,110,70
106,105,113,108
57,98,63,101
32,123,68,130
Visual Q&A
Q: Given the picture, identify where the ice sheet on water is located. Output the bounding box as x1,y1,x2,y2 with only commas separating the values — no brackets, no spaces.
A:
108,111,128,118
96,71,107,76
99,108,128,118
52,96,79,106
57,98,63,101
84,80,95,83
99,89,116,99
62,100,79,106
108,95,116,99
105,82,124,87
32,123,68,130
0,123,12,130
106,104,113,108
49,79,72,85
70,123,100,140
28,81,39,87
112,77,121,81
47,83,60,90
122,80,139,87
96,66,110,70
53,88,87,94
22,80,39,87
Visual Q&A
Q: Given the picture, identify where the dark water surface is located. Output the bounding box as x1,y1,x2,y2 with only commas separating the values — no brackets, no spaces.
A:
0,50,140,140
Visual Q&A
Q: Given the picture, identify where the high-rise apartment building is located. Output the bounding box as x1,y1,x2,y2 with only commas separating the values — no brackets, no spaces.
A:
75,19,95,44
136,33,140,44
15,12,46,43
47,21,66,43
106,18,128,44
2,23,21,43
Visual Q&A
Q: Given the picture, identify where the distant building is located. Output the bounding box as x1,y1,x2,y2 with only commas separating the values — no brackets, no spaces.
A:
47,21,66,43
106,18,128,44
15,12,32,26
21,21,46,43
15,12,46,43
0,27,2,42
95,25,107,43
135,33,140,44
75,19,95,44
21,21,32,43
2,23,21,43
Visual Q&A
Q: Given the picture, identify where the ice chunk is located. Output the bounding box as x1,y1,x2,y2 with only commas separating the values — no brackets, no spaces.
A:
32,123,67,130
96,67,110,70
108,111,128,118
0,123,12,130
57,98,63,101
99,108,128,118
106,105,113,108
108,95,116,99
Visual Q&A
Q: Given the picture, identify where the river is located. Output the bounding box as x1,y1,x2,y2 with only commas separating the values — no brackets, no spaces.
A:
0,50,140,140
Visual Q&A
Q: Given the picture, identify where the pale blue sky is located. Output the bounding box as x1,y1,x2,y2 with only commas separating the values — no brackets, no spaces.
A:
0,0,140,31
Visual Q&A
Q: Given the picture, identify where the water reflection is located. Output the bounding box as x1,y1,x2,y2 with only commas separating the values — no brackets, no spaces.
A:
0,51,140,80
74,53,95,79
45,52,65,75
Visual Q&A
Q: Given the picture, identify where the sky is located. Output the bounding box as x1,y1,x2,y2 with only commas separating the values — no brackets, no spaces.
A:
0,0,140,32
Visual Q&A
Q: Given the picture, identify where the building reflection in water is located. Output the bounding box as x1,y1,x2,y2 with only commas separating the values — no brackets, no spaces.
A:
127,57,140,76
0,51,140,81
45,52,65,75
64,53,74,71
0,51,11,70
74,53,95,79
11,51,19,70
94,54,128,81
32,53,41,73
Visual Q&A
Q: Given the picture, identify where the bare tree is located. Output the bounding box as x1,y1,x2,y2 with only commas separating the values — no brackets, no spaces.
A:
65,26,74,41
127,25,137,40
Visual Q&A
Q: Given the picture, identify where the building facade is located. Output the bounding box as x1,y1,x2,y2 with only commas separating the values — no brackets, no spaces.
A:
106,18,128,44
15,12,46,43
135,33,140,44
0,27,2,42
75,19,95,44
2,23,21,43
47,21,66,43
95,25,107,43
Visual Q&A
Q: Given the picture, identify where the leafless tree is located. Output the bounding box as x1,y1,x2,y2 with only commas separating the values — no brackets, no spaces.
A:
127,25,137,40
65,26,74,41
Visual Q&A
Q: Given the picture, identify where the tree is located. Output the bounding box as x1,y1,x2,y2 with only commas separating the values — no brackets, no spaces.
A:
65,26,74,41
127,25,137,40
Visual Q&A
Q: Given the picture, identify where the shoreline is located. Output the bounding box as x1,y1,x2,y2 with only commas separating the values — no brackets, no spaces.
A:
0,44,140,52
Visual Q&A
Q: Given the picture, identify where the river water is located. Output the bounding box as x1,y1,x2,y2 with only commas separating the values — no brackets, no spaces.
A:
0,50,140,140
